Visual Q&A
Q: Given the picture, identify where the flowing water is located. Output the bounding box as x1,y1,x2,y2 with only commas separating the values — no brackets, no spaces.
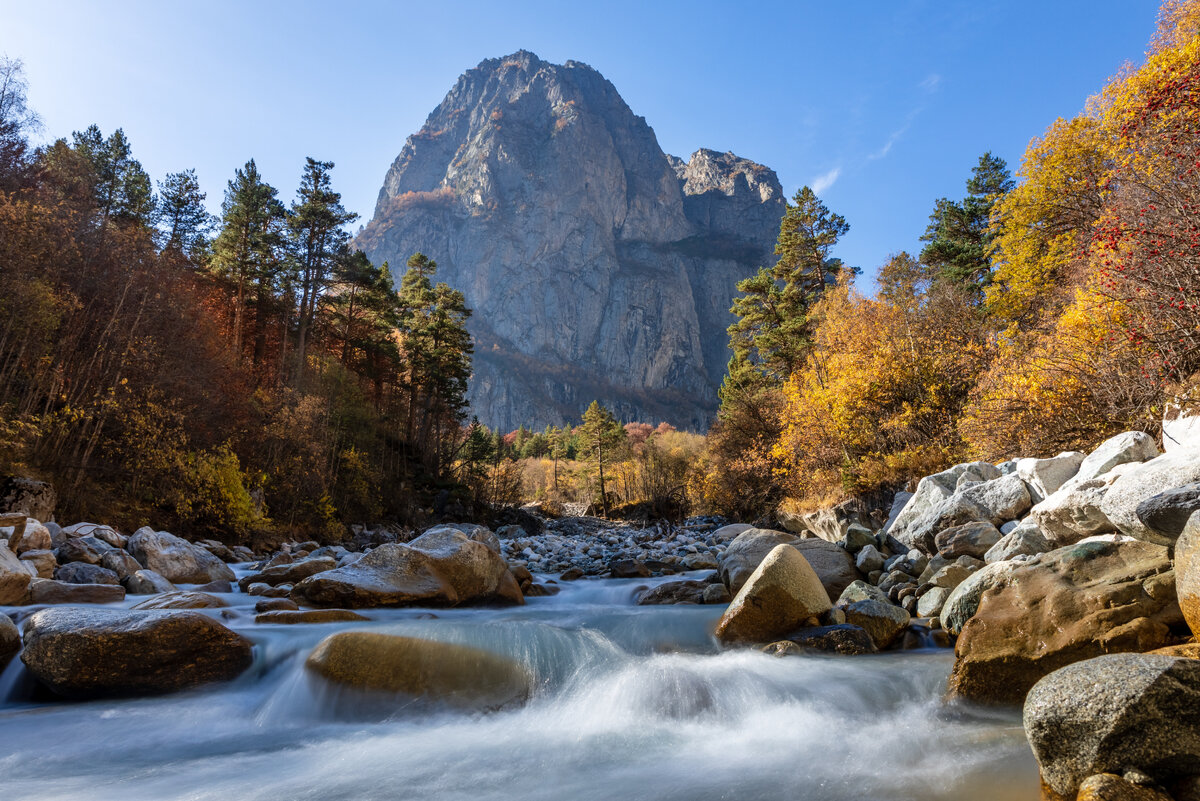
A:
0,573,1038,801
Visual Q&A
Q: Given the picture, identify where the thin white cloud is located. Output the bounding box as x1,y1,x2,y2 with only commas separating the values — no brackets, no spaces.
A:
919,73,942,93
811,166,841,195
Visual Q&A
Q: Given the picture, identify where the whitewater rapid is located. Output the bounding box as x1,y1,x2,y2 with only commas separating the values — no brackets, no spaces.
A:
0,574,1038,801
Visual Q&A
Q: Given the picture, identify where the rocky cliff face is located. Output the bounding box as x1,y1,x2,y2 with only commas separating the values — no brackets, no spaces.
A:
357,50,784,431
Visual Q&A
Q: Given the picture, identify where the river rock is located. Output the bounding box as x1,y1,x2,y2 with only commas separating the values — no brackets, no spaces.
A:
766,624,877,656
836,579,890,606
1029,466,1134,546
126,529,236,584
887,462,1002,544
843,599,910,649
1137,484,1200,544
99,549,142,580
0,542,32,604
1016,451,1085,503
306,632,531,708
255,609,369,624
1100,453,1200,545
1173,512,1200,637
609,558,651,578
243,556,337,589
132,591,227,610
940,560,1023,635
1076,774,1174,801
712,523,753,543
62,523,126,549
935,521,1003,560
985,521,1051,563
54,562,119,585
55,535,113,565
19,549,56,578
1076,431,1161,484
123,569,176,595
8,519,51,555
916,586,951,618
292,529,522,609
715,544,832,645
855,543,885,573
1024,654,1200,798
0,613,17,669
718,528,802,593
26,578,125,604
20,607,252,697
637,579,708,605
791,538,860,601
948,540,1182,705
898,474,1032,554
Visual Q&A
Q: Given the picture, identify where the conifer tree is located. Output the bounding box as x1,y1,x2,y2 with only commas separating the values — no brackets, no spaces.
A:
71,125,155,227
920,152,1014,297
727,186,850,380
210,159,287,361
579,400,626,517
158,168,213,262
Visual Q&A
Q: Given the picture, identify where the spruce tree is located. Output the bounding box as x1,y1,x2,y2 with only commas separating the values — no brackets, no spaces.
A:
919,152,1014,297
158,169,213,262
579,400,625,517
727,186,850,381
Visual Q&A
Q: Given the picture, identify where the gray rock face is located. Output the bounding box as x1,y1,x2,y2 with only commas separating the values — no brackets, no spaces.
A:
1100,452,1200,545
1024,654,1200,798
1137,484,1200,543
935,521,1003,560
985,521,1051,563
357,51,785,430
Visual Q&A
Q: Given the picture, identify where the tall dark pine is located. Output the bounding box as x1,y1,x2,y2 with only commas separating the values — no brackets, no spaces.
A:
727,186,850,381
289,158,357,383
919,152,1014,298
71,125,155,228
210,159,287,363
158,169,213,263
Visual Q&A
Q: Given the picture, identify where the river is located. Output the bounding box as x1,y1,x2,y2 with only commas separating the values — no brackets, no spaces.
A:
0,572,1038,801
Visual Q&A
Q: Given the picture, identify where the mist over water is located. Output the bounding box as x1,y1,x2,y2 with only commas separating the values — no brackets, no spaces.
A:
0,576,1037,801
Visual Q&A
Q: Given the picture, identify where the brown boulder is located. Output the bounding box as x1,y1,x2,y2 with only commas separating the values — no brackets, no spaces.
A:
715,544,832,645
306,631,531,709
718,528,859,601
0,542,31,604
1173,511,1200,637
255,609,369,624
132,591,227,610
948,539,1182,705
20,607,252,697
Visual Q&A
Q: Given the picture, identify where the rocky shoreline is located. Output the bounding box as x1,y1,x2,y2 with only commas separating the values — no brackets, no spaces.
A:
2,418,1200,799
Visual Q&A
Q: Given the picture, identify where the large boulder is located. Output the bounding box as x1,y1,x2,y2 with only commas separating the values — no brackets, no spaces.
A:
886,462,1002,544
1024,654,1200,799
1028,465,1137,546
306,631,531,709
20,607,252,697
1100,452,1200,545
0,476,56,521
984,521,1052,563
126,528,236,584
1137,484,1200,544
765,624,877,656
240,556,337,589
26,578,125,604
940,559,1023,636
843,599,910,649
935,521,1003,560
715,544,831,645
1074,431,1160,485
1016,451,1085,503
0,613,18,670
123,569,176,595
53,562,119,585
0,542,32,604
898,474,1032,554
7,519,51,555
1172,512,1200,637
131,591,227,610
55,535,113,565
637,580,709,605
718,528,858,601
292,529,522,609
947,540,1182,705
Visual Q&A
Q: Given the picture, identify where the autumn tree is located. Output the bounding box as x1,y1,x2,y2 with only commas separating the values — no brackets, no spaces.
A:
0,56,37,191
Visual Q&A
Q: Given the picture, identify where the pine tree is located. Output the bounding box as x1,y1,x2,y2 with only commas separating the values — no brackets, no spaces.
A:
579,400,626,517
71,125,155,227
920,152,1014,297
727,186,850,380
158,169,213,262
210,159,287,362
289,158,357,380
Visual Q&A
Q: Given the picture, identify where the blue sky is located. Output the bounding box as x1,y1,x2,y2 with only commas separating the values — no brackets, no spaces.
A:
4,0,1162,285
